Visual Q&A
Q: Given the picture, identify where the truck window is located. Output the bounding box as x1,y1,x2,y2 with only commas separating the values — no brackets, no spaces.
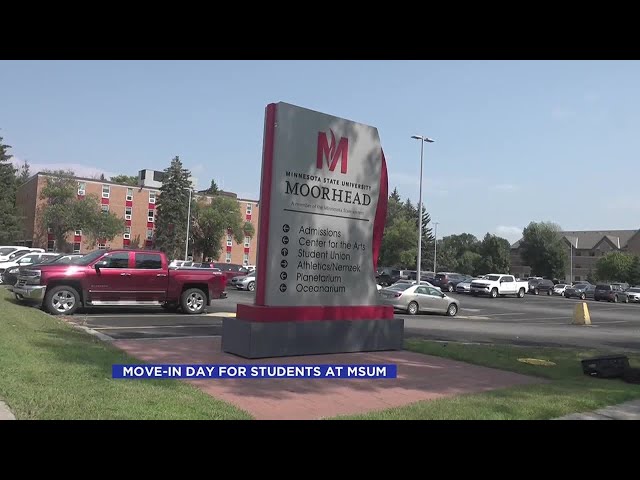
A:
502,276,514,282
102,252,130,268
135,253,162,269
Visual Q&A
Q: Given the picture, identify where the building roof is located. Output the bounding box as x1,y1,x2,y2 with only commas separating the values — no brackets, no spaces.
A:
511,229,638,250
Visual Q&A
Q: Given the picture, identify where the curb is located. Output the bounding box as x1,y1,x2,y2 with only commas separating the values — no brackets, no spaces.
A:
71,323,114,342
0,400,16,420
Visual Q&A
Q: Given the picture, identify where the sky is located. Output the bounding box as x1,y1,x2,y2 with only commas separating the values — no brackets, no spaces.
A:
1,60,639,245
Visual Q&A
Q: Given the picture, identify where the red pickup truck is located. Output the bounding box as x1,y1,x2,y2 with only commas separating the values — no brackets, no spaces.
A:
11,249,227,316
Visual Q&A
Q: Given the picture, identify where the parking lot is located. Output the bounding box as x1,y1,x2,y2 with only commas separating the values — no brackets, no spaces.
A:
59,288,640,350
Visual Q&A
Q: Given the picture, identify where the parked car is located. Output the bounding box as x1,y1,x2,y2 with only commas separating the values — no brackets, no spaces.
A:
0,246,44,263
1,252,76,285
10,249,227,315
231,271,257,291
433,272,469,293
376,267,401,287
594,284,630,303
455,276,477,293
469,274,528,298
379,282,459,316
564,283,595,300
553,283,569,296
625,287,640,303
528,278,555,295
212,263,250,284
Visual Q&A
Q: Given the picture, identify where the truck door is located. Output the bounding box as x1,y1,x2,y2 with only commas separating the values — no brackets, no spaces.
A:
89,251,136,303
131,252,167,303
501,275,516,294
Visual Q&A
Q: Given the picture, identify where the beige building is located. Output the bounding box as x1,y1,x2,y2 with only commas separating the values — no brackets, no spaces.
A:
510,229,640,282
15,172,260,267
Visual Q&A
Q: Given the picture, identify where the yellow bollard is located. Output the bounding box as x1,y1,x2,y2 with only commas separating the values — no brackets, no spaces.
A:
572,302,591,325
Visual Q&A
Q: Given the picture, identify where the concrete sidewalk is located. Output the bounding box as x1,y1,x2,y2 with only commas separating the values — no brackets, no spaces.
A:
0,400,15,420
555,399,640,420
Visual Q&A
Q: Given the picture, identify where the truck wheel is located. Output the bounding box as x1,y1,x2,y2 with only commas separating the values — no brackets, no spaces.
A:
534,288,539,295
613,295,618,303
580,293,586,300
407,301,419,315
181,288,206,314
547,289,552,296
247,281,255,292
45,285,80,316
517,288,525,298
490,288,498,298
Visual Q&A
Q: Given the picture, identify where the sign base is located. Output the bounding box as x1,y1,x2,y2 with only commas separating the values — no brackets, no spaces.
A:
222,316,404,359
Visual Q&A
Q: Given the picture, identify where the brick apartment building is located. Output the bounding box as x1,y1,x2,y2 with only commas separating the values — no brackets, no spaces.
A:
510,229,640,282
14,171,260,266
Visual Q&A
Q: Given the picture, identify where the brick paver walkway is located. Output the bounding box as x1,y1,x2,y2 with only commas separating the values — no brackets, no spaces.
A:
114,337,543,419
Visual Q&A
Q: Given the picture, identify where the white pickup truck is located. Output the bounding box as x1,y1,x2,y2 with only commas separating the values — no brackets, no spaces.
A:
469,274,528,298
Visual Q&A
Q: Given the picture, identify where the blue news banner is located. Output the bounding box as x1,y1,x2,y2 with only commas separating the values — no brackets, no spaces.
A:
112,364,397,379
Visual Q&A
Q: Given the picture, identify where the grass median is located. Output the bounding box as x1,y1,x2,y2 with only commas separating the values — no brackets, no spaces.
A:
0,290,252,419
336,338,640,420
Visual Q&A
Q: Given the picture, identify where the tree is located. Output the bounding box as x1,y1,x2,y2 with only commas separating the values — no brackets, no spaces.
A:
0,136,23,244
203,179,220,195
432,233,480,273
39,170,123,252
110,174,138,186
628,255,640,286
595,252,635,283
474,233,511,275
154,156,192,260
519,221,567,279
190,195,246,261
17,159,30,185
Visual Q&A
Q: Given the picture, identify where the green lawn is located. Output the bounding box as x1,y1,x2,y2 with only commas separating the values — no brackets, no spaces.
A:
0,290,252,419
335,338,640,420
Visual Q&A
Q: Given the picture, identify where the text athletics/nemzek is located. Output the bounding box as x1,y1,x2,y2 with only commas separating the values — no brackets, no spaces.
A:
297,260,361,271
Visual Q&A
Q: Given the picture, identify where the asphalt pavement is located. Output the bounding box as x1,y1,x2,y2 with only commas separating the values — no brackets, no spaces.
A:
59,289,640,350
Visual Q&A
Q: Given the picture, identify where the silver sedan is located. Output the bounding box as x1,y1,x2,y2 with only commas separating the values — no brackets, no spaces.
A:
379,283,459,316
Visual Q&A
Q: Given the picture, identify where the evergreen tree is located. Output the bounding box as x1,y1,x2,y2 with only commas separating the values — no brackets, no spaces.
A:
154,156,192,260
17,159,30,185
0,136,23,244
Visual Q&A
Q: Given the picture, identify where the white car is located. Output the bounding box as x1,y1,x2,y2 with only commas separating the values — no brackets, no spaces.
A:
469,274,529,298
553,283,568,296
626,287,640,303
0,246,44,263
0,252,59,284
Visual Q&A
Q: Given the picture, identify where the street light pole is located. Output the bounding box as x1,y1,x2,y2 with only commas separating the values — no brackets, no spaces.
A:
411,135,435,284
185,187,192,261
433,221,439,275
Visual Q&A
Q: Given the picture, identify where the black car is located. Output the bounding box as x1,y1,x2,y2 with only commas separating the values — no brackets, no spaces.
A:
528,278,555,295
376,267,401,287
564,283,595,300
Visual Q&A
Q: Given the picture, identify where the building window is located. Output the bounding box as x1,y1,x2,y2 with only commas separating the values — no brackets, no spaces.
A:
243,253,249,265
153,171,164,182
102,184,110,199
101,205,109,214
123,226,131,239
98,242,106,250
125,206,132,220
575,276,581,281
244,236,250,247
77,182,86,196
47,240,55,252
73,242,81,253
575,264,582,269
227,234,233,247
590,252,595,257
75,229,82,236
148,210,154,222
126,188,133,201
246,203,252,214
225,253,231,263
149,191,156,204
146,229,153,240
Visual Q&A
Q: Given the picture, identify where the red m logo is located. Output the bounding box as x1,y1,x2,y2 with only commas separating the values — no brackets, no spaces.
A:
317,129,348,174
